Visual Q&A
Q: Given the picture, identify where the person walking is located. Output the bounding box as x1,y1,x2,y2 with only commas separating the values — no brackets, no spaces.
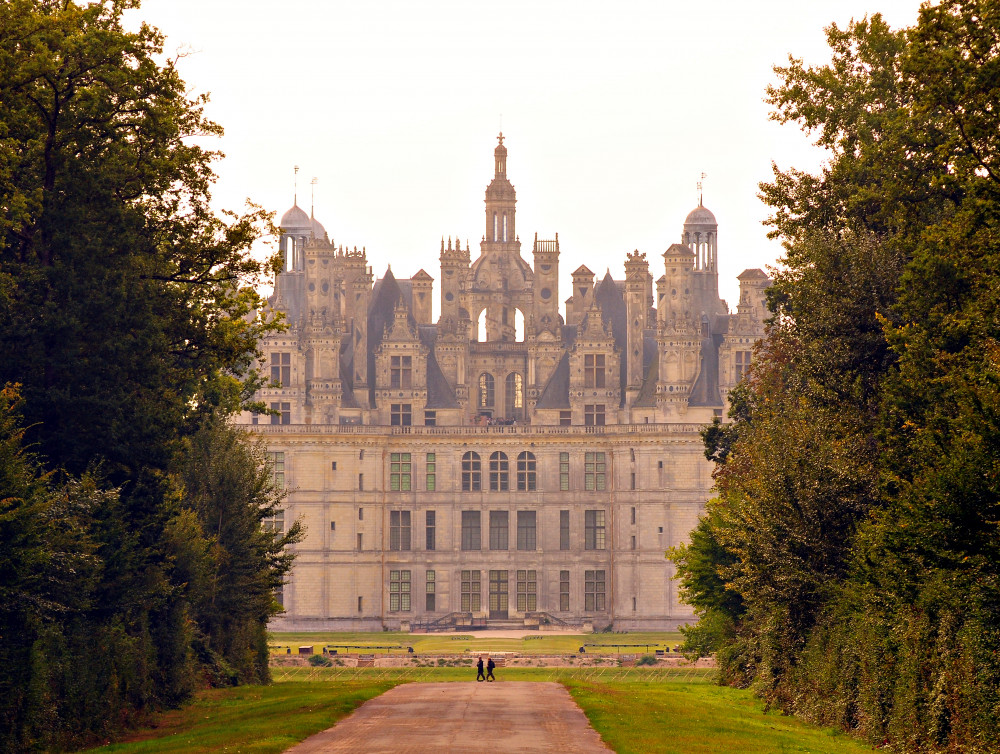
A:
476,656,485,681
486,656,496,682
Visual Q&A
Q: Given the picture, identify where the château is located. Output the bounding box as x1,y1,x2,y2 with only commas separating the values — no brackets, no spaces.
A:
240,134,769,630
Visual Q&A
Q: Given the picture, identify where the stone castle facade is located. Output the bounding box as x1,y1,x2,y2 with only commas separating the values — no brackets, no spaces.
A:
242,134,769,630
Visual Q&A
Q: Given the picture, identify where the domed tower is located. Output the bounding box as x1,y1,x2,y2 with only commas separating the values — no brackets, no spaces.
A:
682,202,717,272
280,203,311,272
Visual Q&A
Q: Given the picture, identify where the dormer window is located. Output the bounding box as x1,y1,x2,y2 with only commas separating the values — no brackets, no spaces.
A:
584,354,606,388
390,355,412,388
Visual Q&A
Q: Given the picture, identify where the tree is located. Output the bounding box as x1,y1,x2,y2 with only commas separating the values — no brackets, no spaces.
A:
0,1,287,747
678,3,1000,749
175,417,302,685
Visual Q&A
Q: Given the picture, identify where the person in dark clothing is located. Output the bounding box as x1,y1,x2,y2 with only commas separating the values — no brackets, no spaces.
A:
486,656,496,681
476,656,485,681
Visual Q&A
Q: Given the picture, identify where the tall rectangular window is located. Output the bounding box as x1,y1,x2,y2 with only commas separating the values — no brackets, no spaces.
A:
390,355,412,388
516,510,536,551
270,401,291,424
262,508,284,534
584,404,606,426
461,570,481,612
585,510,606,550
270,352,291,386
559,570,570,611
584,353,606,388
585,569,606,611
559,452,570,491
489,510,509,550
735,350,752,381
425,510,436,551
390,403,412,426
266,451,285,489
516,570,537,612
560,510,570,550
425,453,436,491
425,570,436,611
461,510,481,551
390,452,411,491
389,510,411,551
389,570,410,612
584,452,606,491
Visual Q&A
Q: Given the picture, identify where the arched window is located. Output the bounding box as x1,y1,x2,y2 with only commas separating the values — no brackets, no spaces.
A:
504,372,523,420
479,373,495,408
517,451,536,491
477,309,488,342
462,452,481,491
493,212,498,242
503,213,508,242
489,451,509,491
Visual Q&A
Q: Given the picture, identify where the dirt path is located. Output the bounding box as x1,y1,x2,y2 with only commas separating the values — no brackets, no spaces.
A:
282,681,613,753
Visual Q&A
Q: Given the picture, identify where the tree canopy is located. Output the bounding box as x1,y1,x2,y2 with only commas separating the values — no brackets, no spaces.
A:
673,2,1000,750
0,2,296,749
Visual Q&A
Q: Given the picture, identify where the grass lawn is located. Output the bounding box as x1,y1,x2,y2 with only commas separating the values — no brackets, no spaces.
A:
269,630,684,657
82,667,874,754
563,678,874,754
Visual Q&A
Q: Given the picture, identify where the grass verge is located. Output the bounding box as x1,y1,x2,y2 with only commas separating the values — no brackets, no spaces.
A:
81,668,872,753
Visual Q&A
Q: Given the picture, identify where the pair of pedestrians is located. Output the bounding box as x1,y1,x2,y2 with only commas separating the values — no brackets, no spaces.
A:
475,655,496,682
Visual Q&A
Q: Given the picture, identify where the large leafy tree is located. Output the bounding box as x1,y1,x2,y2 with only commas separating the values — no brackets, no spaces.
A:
675,2,1000,750
0,1,288,749
175,417,302,685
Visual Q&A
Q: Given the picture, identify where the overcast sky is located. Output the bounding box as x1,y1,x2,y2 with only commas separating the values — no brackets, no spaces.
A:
132,0,925,310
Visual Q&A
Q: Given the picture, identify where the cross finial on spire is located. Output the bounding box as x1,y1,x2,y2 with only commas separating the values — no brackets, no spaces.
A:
310,176,318,220
698,172,707,206
294,165,299,206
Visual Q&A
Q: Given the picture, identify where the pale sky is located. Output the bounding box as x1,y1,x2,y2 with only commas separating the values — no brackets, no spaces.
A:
132,0,926,311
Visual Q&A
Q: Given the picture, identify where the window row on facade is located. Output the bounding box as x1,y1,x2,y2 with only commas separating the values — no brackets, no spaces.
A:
389,450,607,492
387,568,606,613
384,508,606,551
254,400,611,427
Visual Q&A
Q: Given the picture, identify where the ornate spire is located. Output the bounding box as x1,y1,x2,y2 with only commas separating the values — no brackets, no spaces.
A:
494,132,507,177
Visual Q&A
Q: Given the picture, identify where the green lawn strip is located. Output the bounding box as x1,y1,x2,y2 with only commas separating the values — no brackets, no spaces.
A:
270,630,684,657
81,680,398,754
563,680,874,754
81,668,868,754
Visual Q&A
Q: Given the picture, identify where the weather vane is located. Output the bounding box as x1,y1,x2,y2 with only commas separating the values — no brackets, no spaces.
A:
294,165,300,205
697,172,707,206
310,176,318,219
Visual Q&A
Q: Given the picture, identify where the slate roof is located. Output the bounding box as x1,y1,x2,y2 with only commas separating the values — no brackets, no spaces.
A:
688,315,723,407
593,271,628,406
339,340,359,408
535,352,571,409
632,331,660,408
419,326,460,409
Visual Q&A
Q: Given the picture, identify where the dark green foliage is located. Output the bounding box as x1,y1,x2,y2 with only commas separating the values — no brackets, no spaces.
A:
176,418,302,685
0,1,293,749
673,2,1000,750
